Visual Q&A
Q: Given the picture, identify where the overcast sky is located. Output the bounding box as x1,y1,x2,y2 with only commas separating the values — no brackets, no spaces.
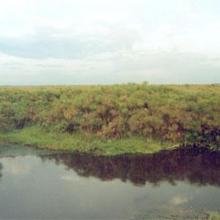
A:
0,0,220,85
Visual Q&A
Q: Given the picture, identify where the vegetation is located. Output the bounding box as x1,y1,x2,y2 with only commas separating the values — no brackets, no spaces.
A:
208,212,220,220
0,83,220,155
0,127,170,155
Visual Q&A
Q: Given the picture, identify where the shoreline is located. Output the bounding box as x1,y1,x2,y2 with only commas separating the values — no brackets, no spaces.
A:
0,127,177,156
1,127,217,156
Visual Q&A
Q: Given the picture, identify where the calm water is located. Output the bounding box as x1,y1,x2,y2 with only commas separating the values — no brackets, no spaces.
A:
0,145,220,220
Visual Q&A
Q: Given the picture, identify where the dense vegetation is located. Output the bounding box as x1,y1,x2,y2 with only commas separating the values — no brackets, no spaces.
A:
0,83,220,154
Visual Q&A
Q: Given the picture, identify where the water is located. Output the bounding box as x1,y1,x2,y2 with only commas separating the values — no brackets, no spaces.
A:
0,145,220,220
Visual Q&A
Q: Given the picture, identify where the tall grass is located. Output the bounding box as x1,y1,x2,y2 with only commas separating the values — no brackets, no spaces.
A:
0,83,220,154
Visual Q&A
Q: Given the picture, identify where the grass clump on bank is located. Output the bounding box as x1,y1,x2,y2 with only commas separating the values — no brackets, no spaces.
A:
0,83,220,154
0,127,172,155
208,212,220,220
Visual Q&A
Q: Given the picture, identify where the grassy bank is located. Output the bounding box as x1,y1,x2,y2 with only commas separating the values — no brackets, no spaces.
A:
0,127,173,155
0,84,220,154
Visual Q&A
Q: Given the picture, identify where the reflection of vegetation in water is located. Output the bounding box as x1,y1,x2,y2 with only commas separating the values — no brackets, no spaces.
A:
42,147,220,186
0,84,220,154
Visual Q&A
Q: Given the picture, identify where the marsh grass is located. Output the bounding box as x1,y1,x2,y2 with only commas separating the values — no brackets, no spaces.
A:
0,126,172,155
0,84,220,154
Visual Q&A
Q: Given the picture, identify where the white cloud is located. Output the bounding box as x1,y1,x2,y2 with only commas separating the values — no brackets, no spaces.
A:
169,195,191,206
1,157,31,176
0,0,220,84
0,49,219,85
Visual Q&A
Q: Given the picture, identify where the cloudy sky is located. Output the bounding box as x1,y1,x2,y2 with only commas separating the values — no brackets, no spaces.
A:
0,0,220,85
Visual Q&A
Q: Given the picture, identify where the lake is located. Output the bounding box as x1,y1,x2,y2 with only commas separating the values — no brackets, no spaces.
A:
0,145,220,219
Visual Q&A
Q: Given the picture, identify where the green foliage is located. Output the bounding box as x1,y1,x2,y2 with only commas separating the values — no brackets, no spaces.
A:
208,212,220,220
0,127,172,155
0,84,220,151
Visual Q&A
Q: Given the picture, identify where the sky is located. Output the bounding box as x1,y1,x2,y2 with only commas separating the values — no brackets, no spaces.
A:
0,0,220,85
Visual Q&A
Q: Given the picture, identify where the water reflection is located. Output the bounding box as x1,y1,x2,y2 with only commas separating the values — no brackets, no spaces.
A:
0,146,220,219
42,147,220,186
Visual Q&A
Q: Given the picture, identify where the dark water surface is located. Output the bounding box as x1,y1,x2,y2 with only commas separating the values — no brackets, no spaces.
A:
0,145,220,220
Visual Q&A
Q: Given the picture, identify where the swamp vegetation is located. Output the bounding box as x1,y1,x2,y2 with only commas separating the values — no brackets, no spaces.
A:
0,83,220,155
